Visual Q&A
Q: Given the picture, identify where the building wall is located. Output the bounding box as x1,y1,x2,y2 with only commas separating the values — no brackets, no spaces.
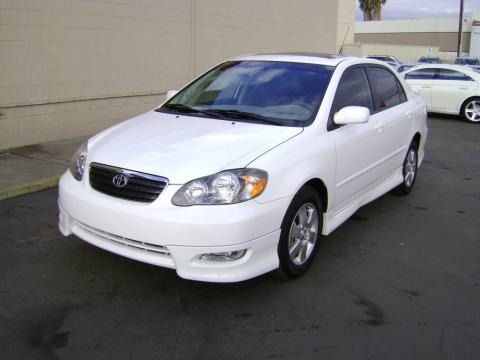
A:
355,17,472,53
355,17,472,34
337,0,356,53
342,43,440,63
355,33,471,53
0,0,354,150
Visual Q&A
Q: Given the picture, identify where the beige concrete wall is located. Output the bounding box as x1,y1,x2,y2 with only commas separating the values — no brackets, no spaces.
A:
0,0,354,150
337,0,356,53
355,17,472,34
342,43,440,63
355,32,471,53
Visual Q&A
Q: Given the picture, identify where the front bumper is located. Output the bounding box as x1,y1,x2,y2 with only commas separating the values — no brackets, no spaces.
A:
58,171,290,282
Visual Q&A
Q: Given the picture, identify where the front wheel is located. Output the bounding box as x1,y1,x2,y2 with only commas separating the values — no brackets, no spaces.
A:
393,142,418,196
461,98,480,123
277,186,323,278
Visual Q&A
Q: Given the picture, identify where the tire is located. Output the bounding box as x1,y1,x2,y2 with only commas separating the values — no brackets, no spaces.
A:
393,141,418,196
461,97,480,123
277,186,323,278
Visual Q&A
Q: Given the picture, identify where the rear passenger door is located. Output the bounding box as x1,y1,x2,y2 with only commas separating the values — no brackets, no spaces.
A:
367,66,411,179
404,68,436,108
430,68,478,113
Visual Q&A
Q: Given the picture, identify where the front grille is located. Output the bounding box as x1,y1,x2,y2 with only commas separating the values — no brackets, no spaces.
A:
89,163,168,203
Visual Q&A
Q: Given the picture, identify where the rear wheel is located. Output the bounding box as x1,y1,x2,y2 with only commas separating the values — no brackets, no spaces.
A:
461,98,480,123
277,186,322,278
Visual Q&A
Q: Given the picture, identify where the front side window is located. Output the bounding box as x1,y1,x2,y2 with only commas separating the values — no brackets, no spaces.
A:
331,67,373,115
329,67,373,130
368,67,406,110
158,61,334,126
435,69,473,81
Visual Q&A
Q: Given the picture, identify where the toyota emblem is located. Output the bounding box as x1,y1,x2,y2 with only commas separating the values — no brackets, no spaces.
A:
112,173,129,188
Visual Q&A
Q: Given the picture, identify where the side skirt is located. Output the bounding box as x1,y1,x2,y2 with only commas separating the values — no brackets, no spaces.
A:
321,166,403,235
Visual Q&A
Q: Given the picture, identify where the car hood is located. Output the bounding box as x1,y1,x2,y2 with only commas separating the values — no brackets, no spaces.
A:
88,111,303,184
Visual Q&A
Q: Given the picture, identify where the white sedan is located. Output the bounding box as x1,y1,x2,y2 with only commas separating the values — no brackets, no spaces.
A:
403,64,480,123
59,54,428,282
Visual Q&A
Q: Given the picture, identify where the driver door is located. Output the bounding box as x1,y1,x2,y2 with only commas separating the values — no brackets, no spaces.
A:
404,68,435,109
330,66,383,211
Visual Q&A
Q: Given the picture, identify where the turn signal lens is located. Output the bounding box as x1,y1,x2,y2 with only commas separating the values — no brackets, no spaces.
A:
240,175,267,199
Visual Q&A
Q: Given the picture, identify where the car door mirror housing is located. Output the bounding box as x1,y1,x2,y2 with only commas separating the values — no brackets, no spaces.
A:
165,90,178,101
334,106,370,125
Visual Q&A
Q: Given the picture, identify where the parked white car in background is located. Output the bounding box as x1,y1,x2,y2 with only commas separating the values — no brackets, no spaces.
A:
403,64,480,123
59,54,428,282
366,55,402,70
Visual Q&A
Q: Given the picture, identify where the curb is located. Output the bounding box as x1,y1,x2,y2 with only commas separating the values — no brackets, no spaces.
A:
0,176,60,201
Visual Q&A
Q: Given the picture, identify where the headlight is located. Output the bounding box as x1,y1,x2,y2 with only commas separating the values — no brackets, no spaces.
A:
172,169,268,206
69,142,88,181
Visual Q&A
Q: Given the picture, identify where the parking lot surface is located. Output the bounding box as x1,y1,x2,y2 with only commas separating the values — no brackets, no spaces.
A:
1,115,479,360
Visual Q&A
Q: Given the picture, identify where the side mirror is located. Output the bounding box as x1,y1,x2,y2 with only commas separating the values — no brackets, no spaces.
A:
165,90,178,101
333,106,370,125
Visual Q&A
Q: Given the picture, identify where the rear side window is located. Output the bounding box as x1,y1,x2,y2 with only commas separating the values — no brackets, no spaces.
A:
405,68,436,80
368,67,406,110
435,69,473,81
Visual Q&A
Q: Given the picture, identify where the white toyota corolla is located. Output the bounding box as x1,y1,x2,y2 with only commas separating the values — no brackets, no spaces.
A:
403,63,480,123
59,53,428,282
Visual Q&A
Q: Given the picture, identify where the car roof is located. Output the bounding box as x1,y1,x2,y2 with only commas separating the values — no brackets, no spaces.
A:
406,64,468,70
230,53,350,66
403,63,480,75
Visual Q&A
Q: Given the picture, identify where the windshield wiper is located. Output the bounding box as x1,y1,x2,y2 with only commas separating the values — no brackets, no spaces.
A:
158,103,203,114
202,109,286,126
159,104,237,120
159,104,292,126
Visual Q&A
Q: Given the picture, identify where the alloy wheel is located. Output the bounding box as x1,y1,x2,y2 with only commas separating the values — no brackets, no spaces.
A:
288,203,319,266
404,148,417,188
464,100,480,122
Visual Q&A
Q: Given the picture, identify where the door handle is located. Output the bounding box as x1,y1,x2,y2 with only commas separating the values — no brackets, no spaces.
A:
374,120,383,131
458,87,468,90
406,110,412,119
421,86,431,89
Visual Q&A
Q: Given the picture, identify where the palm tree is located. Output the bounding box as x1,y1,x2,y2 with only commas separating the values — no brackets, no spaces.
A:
372,0,387,20
359,0,373,21
359,0,387,21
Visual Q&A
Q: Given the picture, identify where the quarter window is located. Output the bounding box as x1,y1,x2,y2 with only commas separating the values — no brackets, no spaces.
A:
368,67,406,110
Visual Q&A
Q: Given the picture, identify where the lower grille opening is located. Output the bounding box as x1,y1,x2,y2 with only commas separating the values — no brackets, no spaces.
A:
77,221,171,257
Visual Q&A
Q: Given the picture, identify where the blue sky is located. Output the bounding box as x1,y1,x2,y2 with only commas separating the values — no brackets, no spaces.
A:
355,0,480,20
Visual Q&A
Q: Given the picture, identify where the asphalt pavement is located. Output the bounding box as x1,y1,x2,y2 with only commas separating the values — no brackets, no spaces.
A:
0,115,479,360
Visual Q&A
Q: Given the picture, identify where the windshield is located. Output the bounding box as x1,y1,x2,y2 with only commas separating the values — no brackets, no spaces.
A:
420,57,440,64
456,58,479,65
158,61,334,126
